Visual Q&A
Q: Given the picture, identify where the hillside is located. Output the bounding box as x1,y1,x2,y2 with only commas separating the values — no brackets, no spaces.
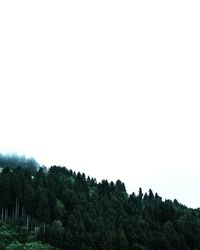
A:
0,165,200,250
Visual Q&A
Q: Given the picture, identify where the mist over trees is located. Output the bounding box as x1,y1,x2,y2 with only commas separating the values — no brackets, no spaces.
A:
0,160,200,249
0,154,40,174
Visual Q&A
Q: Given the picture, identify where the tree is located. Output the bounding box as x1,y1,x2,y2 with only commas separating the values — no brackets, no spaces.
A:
37,193,50,230
0,169,12,219
116,229,129,250
55,199,65,220
50,220,65,249
138,187,143,200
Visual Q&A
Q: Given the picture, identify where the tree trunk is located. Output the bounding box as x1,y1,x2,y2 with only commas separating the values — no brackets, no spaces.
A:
15,198,17,220
22,205,25,218
5,208,8,219
34,221,37,236
1,208,4,220
12,207,15,220
26,215,29,229
17,200,20,218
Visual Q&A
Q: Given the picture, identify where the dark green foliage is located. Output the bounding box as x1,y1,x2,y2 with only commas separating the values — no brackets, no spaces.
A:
37,193,50,222
0,222,30,249
6,241,55,250
0,164,200,250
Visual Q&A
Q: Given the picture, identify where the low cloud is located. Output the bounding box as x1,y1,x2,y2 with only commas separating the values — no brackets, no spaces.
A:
0,153,40,173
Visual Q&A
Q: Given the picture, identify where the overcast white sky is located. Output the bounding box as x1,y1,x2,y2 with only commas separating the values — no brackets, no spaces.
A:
0,1,200,208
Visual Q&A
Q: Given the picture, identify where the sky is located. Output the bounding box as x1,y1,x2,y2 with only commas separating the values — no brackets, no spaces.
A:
0,1,200,208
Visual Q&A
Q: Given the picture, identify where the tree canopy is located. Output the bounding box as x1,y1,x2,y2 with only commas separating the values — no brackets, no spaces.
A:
0,164,200,249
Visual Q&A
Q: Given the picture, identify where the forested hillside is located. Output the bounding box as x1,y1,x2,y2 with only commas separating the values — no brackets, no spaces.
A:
0,164,200,250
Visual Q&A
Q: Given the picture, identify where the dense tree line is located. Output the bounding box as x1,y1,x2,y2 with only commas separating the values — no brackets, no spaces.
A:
0,164,200,249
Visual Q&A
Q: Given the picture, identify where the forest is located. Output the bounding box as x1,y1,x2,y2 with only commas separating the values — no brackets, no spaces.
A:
0,156,200,249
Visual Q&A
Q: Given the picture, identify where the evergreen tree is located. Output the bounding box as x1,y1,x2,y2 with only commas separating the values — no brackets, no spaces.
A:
1,164,200,250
